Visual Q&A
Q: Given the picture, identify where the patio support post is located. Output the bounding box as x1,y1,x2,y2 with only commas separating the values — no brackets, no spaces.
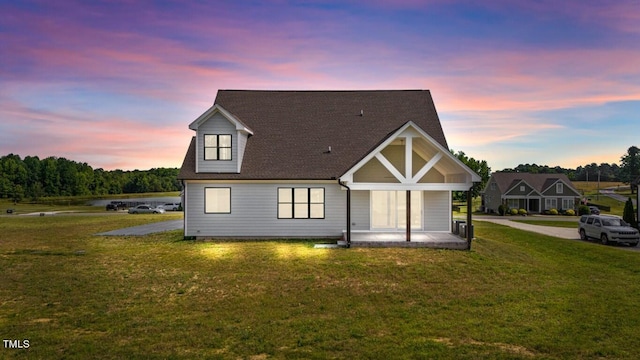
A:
338,181,351,247
406,190,411,242
466,186,473,250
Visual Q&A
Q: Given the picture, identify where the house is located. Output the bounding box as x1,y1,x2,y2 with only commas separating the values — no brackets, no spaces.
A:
483,172,581,214
177,90,481,246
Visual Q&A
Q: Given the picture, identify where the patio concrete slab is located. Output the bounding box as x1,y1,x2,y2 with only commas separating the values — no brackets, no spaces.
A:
347,232,469,249
96,220,183,236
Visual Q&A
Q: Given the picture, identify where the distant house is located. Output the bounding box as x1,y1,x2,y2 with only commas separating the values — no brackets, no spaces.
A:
483,172,580,214
177,90,480,244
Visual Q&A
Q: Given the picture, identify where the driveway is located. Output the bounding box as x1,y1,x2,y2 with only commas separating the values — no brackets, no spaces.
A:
96,219,183,236
475,218,579,239
475,217,640,252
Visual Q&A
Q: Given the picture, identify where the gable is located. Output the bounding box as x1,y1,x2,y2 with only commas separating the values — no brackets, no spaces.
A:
340,121,480,190
179,90,452,180
504,180,534,196
542,179,580,197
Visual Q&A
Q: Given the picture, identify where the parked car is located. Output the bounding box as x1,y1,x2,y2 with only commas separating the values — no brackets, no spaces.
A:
128,205,165,214
106,201,126,211
161,203,181,211
589,206,601,215
578,214,639,246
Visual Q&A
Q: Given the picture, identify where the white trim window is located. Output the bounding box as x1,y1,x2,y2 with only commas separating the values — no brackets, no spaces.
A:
205,188,231,213
545,198,557,210
562,198,574,210
278,188,324,219
204,134,232,160
556,183,563,194
507,199,520,209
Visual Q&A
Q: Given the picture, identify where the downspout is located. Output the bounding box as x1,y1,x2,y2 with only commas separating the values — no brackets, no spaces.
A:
466,184,474,250
338,180,351,248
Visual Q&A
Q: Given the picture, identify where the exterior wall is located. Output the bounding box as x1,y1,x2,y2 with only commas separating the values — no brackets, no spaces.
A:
351,190,371,230
418,168,444,183
483,178,503,213
505,182,533,196
184,181,345,238
236,131,248,172
353,157,399,183
423,191,450,231
197,113,238,173
542,181,580,197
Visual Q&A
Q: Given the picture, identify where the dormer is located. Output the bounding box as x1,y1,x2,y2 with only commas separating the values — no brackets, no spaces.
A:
188,104,253,173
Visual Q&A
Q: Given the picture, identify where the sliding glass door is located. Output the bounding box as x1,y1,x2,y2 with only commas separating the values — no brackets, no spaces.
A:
371,191,422,230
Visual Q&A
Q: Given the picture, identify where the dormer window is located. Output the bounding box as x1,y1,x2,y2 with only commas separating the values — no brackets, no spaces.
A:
204,134,232,160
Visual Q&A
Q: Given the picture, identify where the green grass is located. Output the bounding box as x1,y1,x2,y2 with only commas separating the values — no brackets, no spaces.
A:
2,215,640,359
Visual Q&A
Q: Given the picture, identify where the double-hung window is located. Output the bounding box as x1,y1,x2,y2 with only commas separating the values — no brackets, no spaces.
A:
278,188,324,219
545,198,557,210
204,134,232,160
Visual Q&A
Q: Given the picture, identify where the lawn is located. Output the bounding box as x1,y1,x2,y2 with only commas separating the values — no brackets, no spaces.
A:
2,214,640,359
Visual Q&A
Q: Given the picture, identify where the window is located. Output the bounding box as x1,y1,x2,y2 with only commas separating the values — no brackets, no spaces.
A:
545,198,557,210
278,188,324,219
204,134,232,160
562,198,574,210
205,188,231,213
520,185,525,192
507,199,519,209
490,182,496,190
556,183,563,193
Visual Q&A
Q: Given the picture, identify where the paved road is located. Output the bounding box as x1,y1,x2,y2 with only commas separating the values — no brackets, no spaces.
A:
96,219,183,236
600,187,636,205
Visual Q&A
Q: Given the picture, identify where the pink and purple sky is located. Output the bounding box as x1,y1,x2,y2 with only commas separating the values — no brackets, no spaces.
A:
1,0,639,171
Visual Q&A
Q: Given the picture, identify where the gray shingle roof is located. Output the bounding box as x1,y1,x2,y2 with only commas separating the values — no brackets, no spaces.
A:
490,172,578,194
178,90,448,180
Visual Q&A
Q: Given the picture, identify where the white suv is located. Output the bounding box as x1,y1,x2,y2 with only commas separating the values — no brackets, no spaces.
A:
578,215,639,246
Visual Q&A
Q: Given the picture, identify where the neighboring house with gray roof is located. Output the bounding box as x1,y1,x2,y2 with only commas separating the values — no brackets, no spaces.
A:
178,90,480,243
483,172,580,214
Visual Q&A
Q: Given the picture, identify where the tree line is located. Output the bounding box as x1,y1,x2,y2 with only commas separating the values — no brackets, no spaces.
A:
0,154,181,202
500,146,640,185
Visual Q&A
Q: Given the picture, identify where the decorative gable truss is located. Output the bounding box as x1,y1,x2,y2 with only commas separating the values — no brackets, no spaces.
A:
340,121,480,190
188,104,254,174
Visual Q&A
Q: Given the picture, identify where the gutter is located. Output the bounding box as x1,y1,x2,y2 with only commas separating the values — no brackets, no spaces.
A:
338,180,351,248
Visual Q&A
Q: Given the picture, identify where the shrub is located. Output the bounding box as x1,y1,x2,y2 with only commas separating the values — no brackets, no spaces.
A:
578,205,590,216
498,204,507,216
510,208,518,215
549,208,559,215
518,208,527,216
623,197,638,228
565,209,575,216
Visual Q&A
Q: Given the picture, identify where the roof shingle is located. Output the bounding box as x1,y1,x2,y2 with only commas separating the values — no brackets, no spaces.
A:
178,90,448,180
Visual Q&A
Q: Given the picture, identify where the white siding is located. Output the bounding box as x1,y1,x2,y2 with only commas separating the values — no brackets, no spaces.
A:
351,190,370,230
185,182,345,238
236,132,248,172
424,191,450,231
197,113,238,173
